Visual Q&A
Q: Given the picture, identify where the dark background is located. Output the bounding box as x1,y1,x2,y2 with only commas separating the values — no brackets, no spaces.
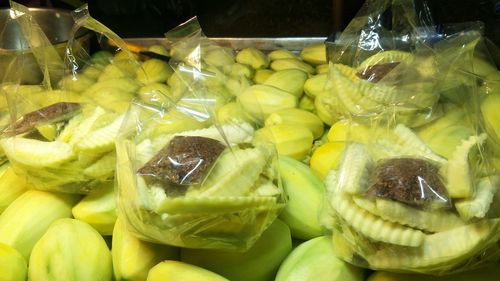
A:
1,0,500,44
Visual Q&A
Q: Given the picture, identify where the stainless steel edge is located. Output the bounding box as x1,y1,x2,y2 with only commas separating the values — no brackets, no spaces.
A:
125,37,327,52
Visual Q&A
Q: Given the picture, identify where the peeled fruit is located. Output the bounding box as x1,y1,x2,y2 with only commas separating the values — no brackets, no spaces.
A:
481,93,500,141
253,69,275,84
268,49,299,61
0,164,28,214
279,155,325,239
181,219,292,281
136,58,174,84
271,58,315,74
0,243,27,281
310,142,346,180
254,124,313,160
236,48,269,69
72,181,117,235
265,108,324,139
300,43,327,65
327,119,370,143
0,190,78,260
113,218,179,281
29,218,112,281
263,69,308,97
147,261,228,281
276,236,365,281
237,84,298,123
304,73,328,98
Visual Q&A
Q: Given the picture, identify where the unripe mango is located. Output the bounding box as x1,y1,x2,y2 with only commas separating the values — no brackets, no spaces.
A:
136,58,174,84
224,63,254,79
113,218,179,281
300,43,327,65
310,142,346,180
264,69,308,97
29,218,112,281
147,261,228,281
72,181,117,236
236,48,269,69
254,124,313,160
271,58,315,74
316,64,329,74
181,219,292,281
278,155,325,239
253,69,275,84
268,49,299,61
0,243,27,281
0,190,78,260
276,236,365,281
304,73,328,98
238,84,298,122
299,94,316,112
217,102,253,124
265,108,324,139
0,163,28,214
204,46,235,69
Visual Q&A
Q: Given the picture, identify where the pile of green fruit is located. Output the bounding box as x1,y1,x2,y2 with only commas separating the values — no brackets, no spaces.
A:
1,23,500,281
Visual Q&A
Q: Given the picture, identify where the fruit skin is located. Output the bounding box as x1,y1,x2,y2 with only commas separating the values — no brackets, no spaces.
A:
0,190,78,260
263,69,308,98
113,218,179,281
147,261,229,281
300,43,327,65
265,108,324,139
367,263,500,281
0,243,27,281
237,84,298,123
29,218,112,281
72,181,117,236
275,236,365,281
254,124,313,160
181,219,292,281
278,155,325,239
236,47,270,69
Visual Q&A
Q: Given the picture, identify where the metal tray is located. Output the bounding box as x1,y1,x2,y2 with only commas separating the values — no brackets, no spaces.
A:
125,37,327,52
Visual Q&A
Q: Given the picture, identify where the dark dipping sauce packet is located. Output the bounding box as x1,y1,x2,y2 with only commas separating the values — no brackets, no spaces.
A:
366,158,450,209
137,136,226,195
3,102,81,136
356,62,400,83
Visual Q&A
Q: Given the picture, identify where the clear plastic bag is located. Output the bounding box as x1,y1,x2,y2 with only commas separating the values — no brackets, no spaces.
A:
115,17,286,250
320,0,500,275
0,3,142,193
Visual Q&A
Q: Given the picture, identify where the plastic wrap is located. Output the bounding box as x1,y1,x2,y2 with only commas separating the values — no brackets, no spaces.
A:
320,0,500,275
0,3,143,194
115,17,285,250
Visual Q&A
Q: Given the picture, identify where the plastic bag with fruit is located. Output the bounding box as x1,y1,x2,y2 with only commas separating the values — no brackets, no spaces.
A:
319,0,500,275
0,2,148,194
115,17,286,250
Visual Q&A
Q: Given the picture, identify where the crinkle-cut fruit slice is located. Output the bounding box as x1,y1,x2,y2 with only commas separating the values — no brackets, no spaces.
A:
446,133,488,199
3,102,81,136
155,195,277,214
371,219,500,271
455,176,499,221
366,157,450,209
138,136,226,189
75,114,125,154
0,137,74,168
336,143,373,194
83,152,116,179
353,196,463,232
357,50,412,70
331,194,425,247
194,146,268,197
